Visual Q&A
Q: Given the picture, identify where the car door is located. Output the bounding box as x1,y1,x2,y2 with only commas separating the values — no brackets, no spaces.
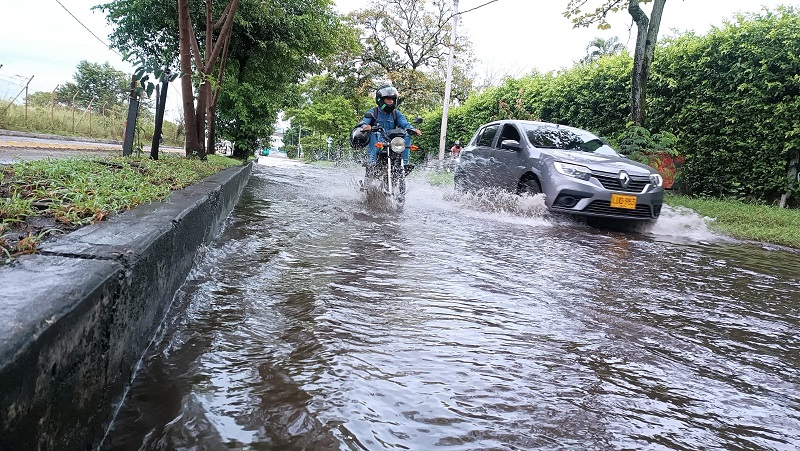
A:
488,123,527,191
462,123,499,188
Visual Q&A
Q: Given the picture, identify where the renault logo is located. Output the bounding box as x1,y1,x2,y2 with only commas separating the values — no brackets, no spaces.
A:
618,171,630,188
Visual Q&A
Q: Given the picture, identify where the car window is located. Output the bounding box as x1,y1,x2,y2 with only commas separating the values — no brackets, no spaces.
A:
476,124,499,147
496,124,521,147
523,124,619,155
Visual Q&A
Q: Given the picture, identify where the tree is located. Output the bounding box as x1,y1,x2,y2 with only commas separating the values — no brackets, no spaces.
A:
286,75,366,159
98,0,349,159
348,0,475,114
581,36,626,63
177,0,239,158
565,0,666,125
49,61,128,110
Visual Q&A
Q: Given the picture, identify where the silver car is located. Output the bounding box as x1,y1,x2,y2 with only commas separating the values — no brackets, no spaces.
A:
454,120,664,221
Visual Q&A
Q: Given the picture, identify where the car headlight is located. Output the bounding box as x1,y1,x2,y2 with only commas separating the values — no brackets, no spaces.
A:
554,162,591,181
390,137,405,154
650,173,663,187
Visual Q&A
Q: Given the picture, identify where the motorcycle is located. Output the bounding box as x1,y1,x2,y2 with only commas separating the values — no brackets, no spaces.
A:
355,112,422,210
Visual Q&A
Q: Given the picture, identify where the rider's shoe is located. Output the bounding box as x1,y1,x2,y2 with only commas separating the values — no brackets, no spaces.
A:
403,163,415,176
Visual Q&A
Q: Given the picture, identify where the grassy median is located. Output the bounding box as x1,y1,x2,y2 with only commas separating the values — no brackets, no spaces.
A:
0,154,242,263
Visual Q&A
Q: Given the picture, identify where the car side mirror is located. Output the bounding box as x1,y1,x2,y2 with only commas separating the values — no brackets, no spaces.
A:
365,111,375,120
414,117,423,125
500,139,521,150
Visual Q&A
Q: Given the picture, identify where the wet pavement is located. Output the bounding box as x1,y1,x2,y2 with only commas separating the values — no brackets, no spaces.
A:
102,156,800,450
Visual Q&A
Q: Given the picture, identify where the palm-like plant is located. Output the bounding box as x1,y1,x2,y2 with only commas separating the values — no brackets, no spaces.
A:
581,36,626,63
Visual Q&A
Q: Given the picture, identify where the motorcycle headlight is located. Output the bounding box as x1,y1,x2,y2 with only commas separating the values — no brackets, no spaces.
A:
554,161,591,181
650,173,663,187
390,137,406,154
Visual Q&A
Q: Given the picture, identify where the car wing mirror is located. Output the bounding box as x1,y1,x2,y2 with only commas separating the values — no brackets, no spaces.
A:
365,111,375,120
414,117,423,125
500,139,521,150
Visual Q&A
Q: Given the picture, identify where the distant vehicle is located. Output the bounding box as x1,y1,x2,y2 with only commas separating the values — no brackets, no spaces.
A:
454,120,664,221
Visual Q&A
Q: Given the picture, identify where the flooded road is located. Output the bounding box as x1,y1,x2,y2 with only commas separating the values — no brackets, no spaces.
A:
104,157,800,450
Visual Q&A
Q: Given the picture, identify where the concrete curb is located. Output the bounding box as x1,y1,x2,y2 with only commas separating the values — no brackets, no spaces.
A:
0,161,252,449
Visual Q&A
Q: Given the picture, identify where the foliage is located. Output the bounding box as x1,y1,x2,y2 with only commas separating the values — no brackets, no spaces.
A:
218,0,352,158
41,61,129,110
564,0,666,125
415,54,632,153
347,0,475,114
0,100,182,147
614,122,678,163
649,6,800,203
416,7,800,206
582,36,626,63
98,0,349,158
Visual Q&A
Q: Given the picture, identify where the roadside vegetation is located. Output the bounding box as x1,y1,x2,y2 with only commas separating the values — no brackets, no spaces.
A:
0,154,241,263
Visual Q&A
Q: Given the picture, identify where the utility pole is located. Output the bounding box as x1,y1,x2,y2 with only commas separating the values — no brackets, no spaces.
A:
24,75,34,124
438,0,459,167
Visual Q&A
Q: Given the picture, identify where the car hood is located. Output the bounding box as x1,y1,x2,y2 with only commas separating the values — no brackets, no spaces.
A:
542,149,656,175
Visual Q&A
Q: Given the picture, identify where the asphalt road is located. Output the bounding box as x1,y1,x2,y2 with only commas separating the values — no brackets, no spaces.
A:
0,129,181,164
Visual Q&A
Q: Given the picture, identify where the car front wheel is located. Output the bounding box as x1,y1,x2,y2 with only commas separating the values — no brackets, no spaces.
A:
518,178,542,196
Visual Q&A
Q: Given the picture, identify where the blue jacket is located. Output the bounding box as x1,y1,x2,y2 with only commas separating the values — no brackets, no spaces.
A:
360,108,416,164
359,107,416,149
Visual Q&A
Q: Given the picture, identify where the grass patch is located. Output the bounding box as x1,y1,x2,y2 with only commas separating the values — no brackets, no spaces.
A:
425,171,454,187
0,154,241,262
666,193,800,248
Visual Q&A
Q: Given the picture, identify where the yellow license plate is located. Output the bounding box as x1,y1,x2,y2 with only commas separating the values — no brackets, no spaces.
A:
610,193,637,209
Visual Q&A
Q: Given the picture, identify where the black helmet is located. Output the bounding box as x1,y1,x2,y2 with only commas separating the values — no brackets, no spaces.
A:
375,85,399,113
350,125,369,149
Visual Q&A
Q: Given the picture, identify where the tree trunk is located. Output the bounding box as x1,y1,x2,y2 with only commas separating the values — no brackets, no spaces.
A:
177,0,240,159
628,0,666,126
178,0,201,157
207,101,217,156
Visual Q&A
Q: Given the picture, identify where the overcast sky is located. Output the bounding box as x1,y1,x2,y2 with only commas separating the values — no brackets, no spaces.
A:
0,0,794,120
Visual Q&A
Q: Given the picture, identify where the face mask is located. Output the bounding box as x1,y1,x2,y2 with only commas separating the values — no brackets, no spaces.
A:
382,102,396,113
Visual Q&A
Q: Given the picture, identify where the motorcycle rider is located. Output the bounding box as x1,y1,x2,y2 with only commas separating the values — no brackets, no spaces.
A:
358,85,421,169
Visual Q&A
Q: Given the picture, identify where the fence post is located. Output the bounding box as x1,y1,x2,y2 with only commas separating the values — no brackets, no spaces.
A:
50,86,57,130
122,76,139,157
24,82,29,124
150,70,170,160
71,91,79,133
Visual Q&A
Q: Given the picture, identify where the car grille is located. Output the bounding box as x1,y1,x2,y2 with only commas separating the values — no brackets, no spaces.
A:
592,172,650,193
582,200,654,218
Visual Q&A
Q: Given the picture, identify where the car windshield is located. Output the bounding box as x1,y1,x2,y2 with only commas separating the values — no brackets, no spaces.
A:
522,124,619,156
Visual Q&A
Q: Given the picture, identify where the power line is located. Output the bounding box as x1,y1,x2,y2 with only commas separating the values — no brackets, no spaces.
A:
53,0,122,57
458,0,500,16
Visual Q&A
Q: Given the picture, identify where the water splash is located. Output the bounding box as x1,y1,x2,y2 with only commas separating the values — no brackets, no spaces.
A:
637,204,727,244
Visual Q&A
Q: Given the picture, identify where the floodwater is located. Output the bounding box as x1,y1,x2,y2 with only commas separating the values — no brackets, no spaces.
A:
103,155,800,450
